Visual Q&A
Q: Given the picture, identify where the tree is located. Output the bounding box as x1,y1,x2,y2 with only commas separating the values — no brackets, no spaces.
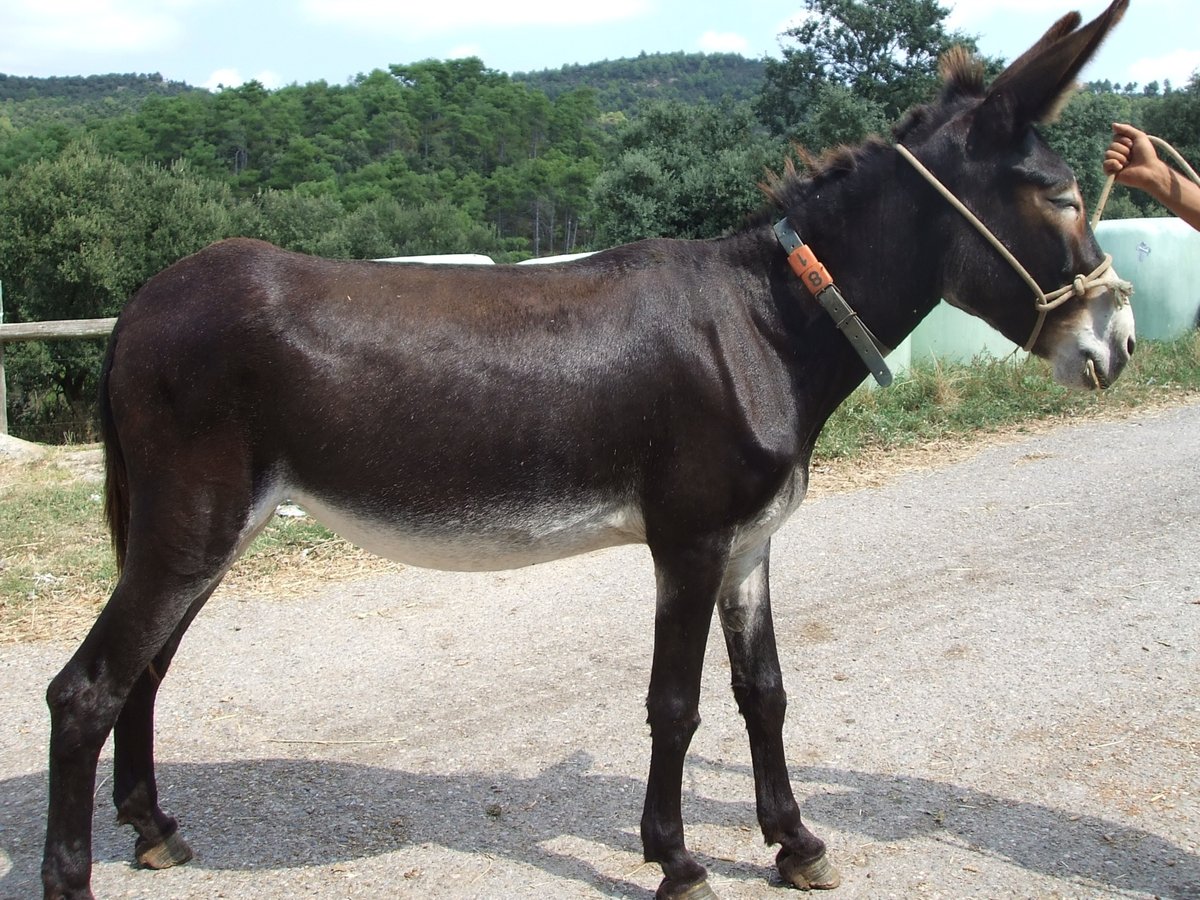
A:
514,52,766,111
589,149,674,245
241,188,346,255
799,82,888,151
590,101,782,245
323,197,501,259
0,140,237,438
758,0,991,147
267,134,337,189
353,69,419,158
0,119,77,178
390,58,513,171
1141,72,1200,192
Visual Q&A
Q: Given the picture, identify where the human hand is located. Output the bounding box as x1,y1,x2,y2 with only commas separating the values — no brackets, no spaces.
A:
1103,122,1169,196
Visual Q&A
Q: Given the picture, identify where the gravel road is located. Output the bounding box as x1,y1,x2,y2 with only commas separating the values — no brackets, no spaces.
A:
2,401,1198,899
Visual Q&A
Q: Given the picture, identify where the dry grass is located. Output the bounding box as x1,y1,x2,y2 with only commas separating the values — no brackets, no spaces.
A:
0,449,111,643
0,447,402,644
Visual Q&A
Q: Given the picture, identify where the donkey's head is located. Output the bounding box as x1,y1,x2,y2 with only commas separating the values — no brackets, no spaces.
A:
897,0,1133,390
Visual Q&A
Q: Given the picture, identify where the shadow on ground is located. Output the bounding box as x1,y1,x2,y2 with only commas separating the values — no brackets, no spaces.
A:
3,753,1195,897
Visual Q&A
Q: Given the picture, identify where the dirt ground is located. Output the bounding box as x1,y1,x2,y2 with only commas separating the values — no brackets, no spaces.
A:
2,401,1198,899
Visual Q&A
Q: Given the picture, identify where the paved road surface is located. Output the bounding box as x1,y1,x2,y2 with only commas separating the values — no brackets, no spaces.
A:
2,401,1198,898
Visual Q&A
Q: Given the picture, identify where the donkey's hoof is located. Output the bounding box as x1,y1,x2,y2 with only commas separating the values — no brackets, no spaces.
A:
778,850,841,890
656,877,719,899
135,830,194,869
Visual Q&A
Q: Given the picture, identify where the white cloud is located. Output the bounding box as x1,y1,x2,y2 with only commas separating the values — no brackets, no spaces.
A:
1127,49,1200,87
944,0,1051,29
773,10,814,35
697,30,749,54
447,44,482,60
0,0,184,62
203,68,284,91
300,0,649,34
202,68,242,90
764,10,814,55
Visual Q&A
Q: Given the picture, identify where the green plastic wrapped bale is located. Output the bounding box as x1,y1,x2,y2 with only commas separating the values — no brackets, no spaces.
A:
1098,217,1200,340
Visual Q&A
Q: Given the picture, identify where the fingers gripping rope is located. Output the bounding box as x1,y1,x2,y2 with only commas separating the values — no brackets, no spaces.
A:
1091,135,1200,230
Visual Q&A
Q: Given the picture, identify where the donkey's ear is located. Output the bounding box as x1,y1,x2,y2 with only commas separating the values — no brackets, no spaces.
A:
970,0,1128,146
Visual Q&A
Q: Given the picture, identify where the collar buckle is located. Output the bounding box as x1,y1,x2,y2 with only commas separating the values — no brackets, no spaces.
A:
774,218,893,387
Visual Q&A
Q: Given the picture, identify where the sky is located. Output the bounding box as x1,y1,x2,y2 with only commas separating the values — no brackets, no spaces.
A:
2,0,1197,94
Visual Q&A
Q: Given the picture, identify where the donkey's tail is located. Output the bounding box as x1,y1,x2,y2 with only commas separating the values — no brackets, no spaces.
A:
99,334,130,574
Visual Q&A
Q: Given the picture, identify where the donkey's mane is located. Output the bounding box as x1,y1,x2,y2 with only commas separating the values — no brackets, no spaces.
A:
757,138,888,216
757,46,989,218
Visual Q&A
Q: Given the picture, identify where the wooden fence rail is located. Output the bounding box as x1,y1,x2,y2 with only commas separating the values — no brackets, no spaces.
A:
0,253,586,436
0,285,117,435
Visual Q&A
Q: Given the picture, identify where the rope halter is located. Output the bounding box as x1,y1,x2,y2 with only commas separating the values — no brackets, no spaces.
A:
895,143,1132,352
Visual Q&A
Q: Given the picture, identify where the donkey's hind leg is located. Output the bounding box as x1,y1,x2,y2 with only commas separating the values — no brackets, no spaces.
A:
43,471,265,900
108,478,277,870
111,586,215,870
43,572,224,899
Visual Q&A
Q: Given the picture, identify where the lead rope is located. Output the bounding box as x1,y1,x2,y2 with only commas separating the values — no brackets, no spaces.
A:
1090,134,1200,230
896,143,1125,352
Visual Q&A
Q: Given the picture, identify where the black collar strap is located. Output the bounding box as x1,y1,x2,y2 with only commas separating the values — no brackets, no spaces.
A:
773,217,893,387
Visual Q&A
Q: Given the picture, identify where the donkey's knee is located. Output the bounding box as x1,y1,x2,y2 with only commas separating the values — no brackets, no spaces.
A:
646,694,702,748
731,673,787,733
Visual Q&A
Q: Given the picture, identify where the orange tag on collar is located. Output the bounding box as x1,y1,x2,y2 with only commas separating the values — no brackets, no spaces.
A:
787,246,833,296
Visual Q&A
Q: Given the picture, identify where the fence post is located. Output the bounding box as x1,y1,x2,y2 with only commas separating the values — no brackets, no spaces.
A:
0,281,7,436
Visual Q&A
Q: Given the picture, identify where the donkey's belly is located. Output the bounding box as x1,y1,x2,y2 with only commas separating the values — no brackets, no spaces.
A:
287,488,647,572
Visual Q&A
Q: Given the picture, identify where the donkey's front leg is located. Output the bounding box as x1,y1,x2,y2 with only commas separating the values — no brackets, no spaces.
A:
641,538,728,900
719,542,840,891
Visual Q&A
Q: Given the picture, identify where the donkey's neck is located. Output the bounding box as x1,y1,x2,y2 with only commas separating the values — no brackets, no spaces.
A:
784,146,944,356
737,144,949,434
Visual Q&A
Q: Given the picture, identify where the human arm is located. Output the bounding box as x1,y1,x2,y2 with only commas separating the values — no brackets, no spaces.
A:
1103,122,1200,231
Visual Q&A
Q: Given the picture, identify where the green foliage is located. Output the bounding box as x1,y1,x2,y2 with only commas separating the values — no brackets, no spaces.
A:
0,140,239,439
799,82,888,151
589,101,783,244
0,72,197,130
241,189,347,256
324,198,502,259
0,140,236,320
0,120,76,179
758,0,991,147
515,52,766,112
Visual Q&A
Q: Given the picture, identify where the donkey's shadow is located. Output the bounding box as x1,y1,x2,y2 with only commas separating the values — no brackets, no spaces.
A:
3,753,1196,897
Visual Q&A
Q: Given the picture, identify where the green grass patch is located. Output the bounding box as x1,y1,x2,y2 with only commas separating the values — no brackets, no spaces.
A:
815,333,1200,460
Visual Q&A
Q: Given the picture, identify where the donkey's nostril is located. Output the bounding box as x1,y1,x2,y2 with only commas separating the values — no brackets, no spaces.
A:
1127,335,1136,357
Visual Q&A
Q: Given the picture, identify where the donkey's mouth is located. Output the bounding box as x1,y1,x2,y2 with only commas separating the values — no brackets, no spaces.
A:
1084,357,1109,390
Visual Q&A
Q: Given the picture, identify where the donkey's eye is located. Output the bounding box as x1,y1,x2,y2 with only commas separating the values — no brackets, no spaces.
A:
1049,193,1080,214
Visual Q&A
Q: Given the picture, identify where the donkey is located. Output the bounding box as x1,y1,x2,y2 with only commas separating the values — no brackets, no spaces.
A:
43,3,1133,897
